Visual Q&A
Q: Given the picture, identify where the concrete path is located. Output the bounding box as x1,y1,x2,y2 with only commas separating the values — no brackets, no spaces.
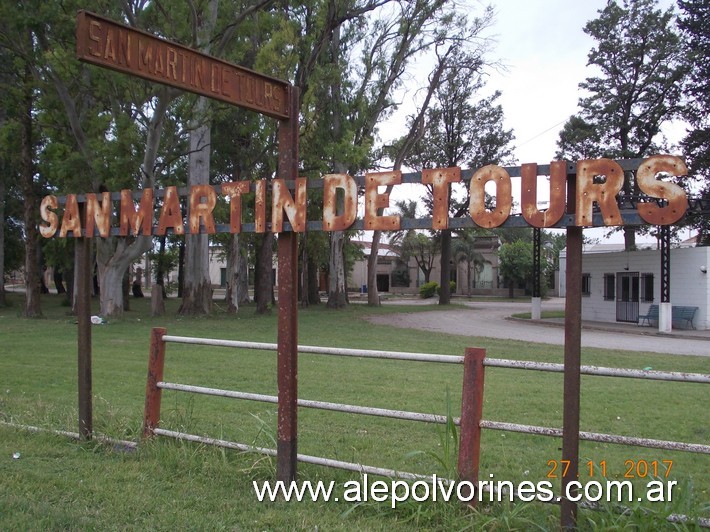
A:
369,297,710,357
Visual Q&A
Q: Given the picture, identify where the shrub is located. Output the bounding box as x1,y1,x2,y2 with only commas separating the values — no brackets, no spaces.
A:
419,281,439,298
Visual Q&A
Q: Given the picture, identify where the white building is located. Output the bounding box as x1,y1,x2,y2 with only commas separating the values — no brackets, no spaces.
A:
559,240,709,330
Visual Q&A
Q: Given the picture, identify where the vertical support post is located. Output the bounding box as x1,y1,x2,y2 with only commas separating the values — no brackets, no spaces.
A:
532,227,542,319
276,86,300,483
76,231,92,440
561,225,583,529
143,327,167,438
659,225,672,333
533,227,541,297
458,347,486,504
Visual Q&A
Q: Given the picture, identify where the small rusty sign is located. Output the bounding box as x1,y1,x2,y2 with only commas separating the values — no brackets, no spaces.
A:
76,11,290,119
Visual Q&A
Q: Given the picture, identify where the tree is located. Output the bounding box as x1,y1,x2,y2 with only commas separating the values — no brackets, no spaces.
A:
178,0,274,316
498,239,534,299
401,232,439,284
18,29,42,317
555,115,603,161
178,0,220,317
366,40,463,306
558,0,686,250
452,229,486,297
402,47,513,304
0,4,48,317
678,0,710,246
325,0,446,309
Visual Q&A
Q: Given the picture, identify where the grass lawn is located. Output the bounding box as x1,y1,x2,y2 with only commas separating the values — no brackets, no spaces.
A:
1,291,708,529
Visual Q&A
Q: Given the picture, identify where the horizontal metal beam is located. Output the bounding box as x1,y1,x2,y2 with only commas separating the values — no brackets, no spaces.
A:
160,336,709,384
483,358,710,384
161,335,465,364
153,428,442,483
480,420,710,454
158,381,451,424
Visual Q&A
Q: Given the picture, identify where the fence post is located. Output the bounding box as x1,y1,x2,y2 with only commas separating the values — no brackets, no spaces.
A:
275,86,300,484
143,327,167,439
458,347,486,504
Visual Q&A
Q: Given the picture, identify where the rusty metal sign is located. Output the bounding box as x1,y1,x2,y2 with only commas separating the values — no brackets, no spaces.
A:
76,11,290,119
40,155,691,238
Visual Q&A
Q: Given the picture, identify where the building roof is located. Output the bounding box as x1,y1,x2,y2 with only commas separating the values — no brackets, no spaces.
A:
353,240,399,258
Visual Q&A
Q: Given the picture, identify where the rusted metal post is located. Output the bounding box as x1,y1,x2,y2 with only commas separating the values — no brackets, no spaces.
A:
532,227,542,320
458,347,486,503
561,224,583,528
276,86,300,483
533,227,541,298
143,327,167,438
560,165,582,529
76,233,92,440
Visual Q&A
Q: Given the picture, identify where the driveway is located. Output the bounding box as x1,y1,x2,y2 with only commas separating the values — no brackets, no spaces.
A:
369,298,710,357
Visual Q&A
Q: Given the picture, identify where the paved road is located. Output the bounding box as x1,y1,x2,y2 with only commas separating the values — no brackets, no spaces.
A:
371,298,710,357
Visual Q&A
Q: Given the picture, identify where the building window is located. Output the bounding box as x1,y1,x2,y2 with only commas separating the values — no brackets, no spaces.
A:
582,273,591,296
603,274,615,301
641,273,654,302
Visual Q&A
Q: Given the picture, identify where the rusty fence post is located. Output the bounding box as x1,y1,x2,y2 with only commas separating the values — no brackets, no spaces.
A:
560,165,582,529
458,347,486,504
561,226,583,528
76,233,93,440
143,327,167,439
275,86,300,483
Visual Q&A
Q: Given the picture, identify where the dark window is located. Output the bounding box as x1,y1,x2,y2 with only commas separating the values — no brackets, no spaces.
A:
582,273,591,296
603,274,615,301
641,273,654,302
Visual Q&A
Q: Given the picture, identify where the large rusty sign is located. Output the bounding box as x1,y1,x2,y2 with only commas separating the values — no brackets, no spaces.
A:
40,155,689,238
76,11,289,119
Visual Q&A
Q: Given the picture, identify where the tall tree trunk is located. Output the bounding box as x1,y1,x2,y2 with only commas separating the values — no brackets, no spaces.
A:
65,262,74,307
367,231,381,306
327,230,347,308
20,58,41,318
97,90,173,318
254,232,273,314
156,235,166,297
326,19,349,310
623,227,636,250
96,237,142,317
439,229,452,304
225,233,243,314
179,96,213,315
0,176,6,307
177,238,185,298
307,254,320,305
237,246,250,305
300,236,309,308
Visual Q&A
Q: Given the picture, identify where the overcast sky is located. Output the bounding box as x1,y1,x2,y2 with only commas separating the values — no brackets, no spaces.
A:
484,0,679,164
485,0,603,164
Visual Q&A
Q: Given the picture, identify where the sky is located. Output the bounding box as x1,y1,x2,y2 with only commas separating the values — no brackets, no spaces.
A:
484,0,603,164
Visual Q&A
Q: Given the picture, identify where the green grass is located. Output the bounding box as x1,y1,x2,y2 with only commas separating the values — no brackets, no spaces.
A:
1,291,708,529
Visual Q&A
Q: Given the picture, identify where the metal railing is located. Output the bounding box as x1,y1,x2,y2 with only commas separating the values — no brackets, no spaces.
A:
142,327,709,519
142,328,481,486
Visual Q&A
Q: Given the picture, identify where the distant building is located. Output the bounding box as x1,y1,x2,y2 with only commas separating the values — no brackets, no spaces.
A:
559,237,708,330
349,235,510,296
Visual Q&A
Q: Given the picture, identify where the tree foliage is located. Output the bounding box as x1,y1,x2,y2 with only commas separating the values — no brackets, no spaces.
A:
498,239,533,298
555,0,687,249
678,0,710,246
